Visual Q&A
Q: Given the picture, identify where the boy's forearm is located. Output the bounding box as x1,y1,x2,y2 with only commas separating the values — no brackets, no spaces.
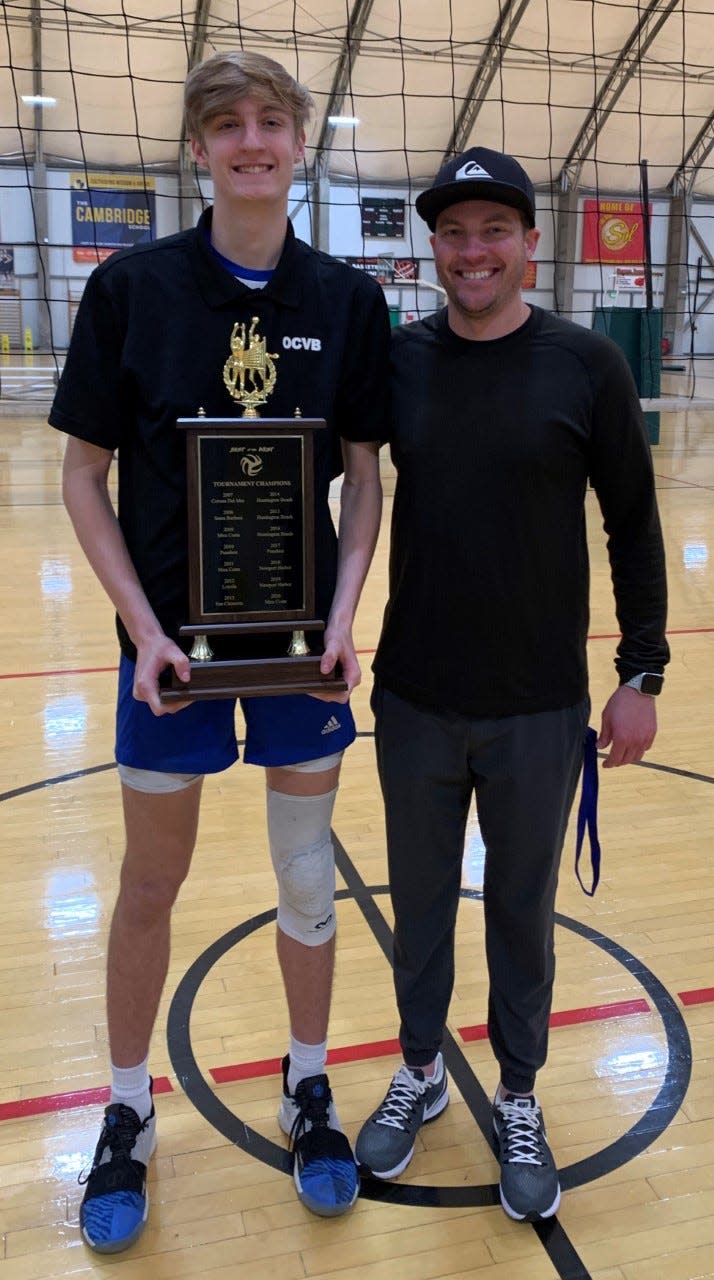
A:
62,443,164,649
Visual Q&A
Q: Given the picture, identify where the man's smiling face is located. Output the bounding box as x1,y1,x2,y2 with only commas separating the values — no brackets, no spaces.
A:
431,200,539,338
190,93,305,209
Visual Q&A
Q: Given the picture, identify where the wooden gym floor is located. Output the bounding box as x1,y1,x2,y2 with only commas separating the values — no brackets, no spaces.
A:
0,380,713,1280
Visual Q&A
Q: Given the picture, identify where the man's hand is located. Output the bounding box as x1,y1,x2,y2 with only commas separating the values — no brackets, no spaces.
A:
132,635,191,715
597,684,657,768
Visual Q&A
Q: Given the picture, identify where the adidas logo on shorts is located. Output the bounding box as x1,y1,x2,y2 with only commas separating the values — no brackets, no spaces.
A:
321,715,341,735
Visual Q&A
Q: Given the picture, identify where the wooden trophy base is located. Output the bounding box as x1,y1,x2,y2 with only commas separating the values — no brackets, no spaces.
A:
160,654,347,702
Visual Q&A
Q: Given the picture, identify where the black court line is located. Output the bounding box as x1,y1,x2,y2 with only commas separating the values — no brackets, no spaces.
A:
333,836,593,1280
168,868,694,1276
628,758,714,785
1,744,711,808
166,879,690,1280
0,762,116,802
168,908,293,1176
532,1219,593,1280
4,740,697,1276
168,884,693,1277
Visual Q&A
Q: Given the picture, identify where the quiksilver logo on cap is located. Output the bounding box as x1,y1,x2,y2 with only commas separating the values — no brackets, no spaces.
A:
455,161,493,180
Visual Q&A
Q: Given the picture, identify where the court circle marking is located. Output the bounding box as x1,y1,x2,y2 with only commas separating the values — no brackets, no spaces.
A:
167,886,692,1209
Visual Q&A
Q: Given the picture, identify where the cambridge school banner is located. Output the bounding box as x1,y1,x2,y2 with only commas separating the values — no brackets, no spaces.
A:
71,173,155,264
581,199,650,265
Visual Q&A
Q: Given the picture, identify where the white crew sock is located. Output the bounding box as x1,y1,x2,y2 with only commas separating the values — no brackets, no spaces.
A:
109,1057,153,1121
407,1051,443,1082
287,1035,328,1095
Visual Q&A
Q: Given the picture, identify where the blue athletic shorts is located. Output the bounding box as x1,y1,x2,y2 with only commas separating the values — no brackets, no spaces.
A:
115,654,356,773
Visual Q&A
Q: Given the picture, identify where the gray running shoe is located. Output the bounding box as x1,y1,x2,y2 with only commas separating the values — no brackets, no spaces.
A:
355,1055,449,1178
492,1092,561,1221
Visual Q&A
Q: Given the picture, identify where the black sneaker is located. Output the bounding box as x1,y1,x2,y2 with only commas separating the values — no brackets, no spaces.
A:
355,1055,449,1179
78,1093,156,1252
287,1072,359,1217
278,1053,340,1135
492,1092,561,1221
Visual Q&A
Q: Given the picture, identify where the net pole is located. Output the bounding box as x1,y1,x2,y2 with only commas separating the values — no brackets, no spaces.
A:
639,157,654,311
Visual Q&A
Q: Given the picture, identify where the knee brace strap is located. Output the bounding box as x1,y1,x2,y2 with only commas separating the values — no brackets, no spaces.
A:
281,751,343,774
267,786,337,946
118,763,203,793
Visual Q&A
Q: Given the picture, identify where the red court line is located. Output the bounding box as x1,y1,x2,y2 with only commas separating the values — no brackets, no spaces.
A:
679,987,714,1006
0,666,117,680
585,627,714,641
549,998,649,1026
5,624,711,681
662,627,714,635
211,1038,402,1084
212,1056,284,1084
326,1037,402,1064
458,1024,490,1042
459,998,650,1043
0,1075,173,1123
2,991,711,1123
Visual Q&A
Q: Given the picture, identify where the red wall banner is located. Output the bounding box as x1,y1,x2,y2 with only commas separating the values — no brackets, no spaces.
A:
581,199,650,264
522,260,537,289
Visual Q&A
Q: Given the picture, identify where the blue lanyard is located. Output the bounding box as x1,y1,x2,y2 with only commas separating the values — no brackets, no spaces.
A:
575,726,601,896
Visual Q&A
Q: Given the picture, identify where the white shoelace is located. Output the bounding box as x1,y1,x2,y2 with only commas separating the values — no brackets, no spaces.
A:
374,1064,428,1130
497,1099,546,1165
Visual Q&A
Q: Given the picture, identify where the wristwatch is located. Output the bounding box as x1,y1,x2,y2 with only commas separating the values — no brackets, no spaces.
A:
623,672,664,696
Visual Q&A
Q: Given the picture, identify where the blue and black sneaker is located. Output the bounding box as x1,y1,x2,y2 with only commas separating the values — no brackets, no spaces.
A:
285,1071,359,1217
78,1092,156,1253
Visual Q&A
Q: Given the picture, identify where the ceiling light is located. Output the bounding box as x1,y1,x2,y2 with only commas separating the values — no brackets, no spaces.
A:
328,115,360,127
22,95,57,107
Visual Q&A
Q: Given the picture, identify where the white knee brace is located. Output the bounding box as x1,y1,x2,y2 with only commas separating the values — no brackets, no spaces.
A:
118,763,203,793
267,786,337,946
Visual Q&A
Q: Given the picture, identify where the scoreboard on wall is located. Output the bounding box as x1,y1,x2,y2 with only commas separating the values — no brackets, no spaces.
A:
360,197,405,239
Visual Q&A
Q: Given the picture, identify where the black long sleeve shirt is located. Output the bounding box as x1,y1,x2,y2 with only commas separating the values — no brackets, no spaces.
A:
373,306,669,718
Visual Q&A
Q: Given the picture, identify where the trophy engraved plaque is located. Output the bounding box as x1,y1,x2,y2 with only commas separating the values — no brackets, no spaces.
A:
160,317,347,701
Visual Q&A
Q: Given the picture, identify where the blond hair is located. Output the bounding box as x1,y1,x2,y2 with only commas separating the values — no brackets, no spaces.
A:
184,51,314,144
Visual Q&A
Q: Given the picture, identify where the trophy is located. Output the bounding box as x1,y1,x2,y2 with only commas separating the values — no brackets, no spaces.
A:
160,317,347,701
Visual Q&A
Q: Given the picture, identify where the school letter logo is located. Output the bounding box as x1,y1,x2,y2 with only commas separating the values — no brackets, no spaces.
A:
282,336,322,351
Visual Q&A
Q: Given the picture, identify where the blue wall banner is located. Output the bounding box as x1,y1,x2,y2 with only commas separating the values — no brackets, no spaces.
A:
0,246,15,278
71,172,155,263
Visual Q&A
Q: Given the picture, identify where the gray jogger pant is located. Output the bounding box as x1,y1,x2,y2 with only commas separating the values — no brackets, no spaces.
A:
372,683,590,1093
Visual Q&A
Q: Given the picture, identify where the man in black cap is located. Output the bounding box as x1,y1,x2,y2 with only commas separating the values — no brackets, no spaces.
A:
355,147,669,1221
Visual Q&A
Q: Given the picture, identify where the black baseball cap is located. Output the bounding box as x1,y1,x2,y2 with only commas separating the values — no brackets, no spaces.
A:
416,147,536,231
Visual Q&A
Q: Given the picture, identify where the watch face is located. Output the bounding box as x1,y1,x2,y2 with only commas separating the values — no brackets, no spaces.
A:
640,673,663,695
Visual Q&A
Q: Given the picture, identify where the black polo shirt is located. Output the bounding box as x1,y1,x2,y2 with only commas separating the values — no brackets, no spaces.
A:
50,209,390,660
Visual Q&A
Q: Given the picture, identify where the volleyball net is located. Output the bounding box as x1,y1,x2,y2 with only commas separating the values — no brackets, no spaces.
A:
0,0,712,402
